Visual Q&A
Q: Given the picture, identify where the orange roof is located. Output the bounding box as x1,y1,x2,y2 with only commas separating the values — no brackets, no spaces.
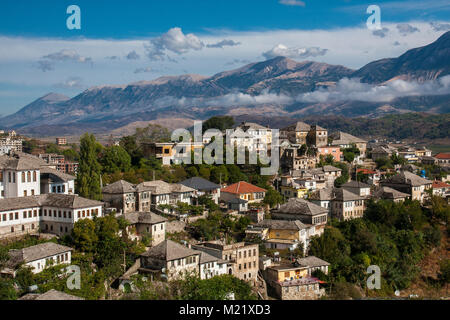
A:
432,180,450,188
221,181,267,194
435,153,450,159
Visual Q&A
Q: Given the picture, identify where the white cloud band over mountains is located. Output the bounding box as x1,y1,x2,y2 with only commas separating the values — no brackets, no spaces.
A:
147,76,450,109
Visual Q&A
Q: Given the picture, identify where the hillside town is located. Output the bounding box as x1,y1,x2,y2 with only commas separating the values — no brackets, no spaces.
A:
0,118,448,301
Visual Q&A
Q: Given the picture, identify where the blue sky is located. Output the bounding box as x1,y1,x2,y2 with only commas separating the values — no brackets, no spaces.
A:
0,0,449,115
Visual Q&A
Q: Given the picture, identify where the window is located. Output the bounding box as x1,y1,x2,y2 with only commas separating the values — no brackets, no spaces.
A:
33,171,37,182
27,171,31,182
22,172,25,183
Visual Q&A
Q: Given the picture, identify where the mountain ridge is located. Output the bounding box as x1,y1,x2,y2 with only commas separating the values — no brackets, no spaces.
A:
1,31,449,136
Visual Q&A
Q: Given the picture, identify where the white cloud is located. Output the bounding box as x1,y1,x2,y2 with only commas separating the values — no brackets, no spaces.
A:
207,39,241,48
36,49,93,72
279,0,306,7
126,50,140,60
55,76,84,89
145,27,204,61
397,24,420,35
372,27,390,38
296,76,450,103
262,44,328,60
430,22,450,31
134,67,153,74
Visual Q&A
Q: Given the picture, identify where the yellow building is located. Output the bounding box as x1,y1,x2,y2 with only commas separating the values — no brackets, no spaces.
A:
280,185,308,199
266,264,309,282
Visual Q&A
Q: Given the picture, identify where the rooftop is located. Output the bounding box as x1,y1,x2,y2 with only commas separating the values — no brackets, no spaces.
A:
102,180,136,194
123,211,167,225
383,171,432,187
141,240,200,261
255,219,308,231
274,198,328,216
8,242,73,267
179,177,220,191
297,256,330,267
19,289,83,300
221,181,266,195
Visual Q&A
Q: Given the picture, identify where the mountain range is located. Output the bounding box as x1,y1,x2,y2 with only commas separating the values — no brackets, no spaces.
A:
1,31,449,136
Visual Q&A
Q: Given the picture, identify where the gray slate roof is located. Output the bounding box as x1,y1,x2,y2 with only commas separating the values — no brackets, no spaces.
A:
179,177,220,191
0,152,50,170
384,171,432,187
330,131,367,145
333,188,366,201
255,219,307,230
124,211,167,225
102,180,136,194
309,188,334,201
275,198,328,216
8,242,73,267
283,121,311,132
373,186,410,200
141,240,200,261
19,289,83,300
297,256,330,268
0,194,103,211
199,251,220,264
40,167,75,182
342,180,371,189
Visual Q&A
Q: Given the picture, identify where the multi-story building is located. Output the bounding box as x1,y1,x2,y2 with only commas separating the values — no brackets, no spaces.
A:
317,146,342,162
281,122,311,145
2,242,73,276
330,131,367,161
102,179,195,214
140,240,201,281
179,177,221,204
271,198,328,235
380,171,432,203
0,132,23,154
331,188,366,221
55,137,67,146
307,125,328,148
122,211,167,245
192,241,259,284
251,219,316,254
220,181,266,204
0,194,103,238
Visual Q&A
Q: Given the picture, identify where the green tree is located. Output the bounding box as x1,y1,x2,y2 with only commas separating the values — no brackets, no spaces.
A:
263,187,283,208
100,145,132,174
76,133,103,200
72,219,98,253
202,116,234,133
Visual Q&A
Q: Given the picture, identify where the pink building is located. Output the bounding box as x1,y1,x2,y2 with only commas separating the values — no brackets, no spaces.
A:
317,146,342,162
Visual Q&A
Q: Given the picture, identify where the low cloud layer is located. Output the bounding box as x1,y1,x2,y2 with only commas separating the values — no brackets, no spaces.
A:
262,44,328,60
296,76,450,103
126,51,140,60
397,24,420,35
147,76,450,109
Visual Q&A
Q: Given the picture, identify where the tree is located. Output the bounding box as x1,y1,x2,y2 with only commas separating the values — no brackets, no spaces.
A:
72,219,98,253
202,116,234,133
343,151,355,163
100,145,132,174
76,133,103,200
263,187,283,208
211,165,228,184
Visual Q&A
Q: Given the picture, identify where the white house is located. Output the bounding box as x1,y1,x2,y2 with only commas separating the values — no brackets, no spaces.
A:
2,242,73,275
198,251,228,280
0,194,104,239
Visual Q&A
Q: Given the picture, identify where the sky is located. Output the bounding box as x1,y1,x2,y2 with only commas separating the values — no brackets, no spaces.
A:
0,0,449,115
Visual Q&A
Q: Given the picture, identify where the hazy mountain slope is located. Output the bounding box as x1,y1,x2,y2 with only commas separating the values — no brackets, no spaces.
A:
352,31,450,83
